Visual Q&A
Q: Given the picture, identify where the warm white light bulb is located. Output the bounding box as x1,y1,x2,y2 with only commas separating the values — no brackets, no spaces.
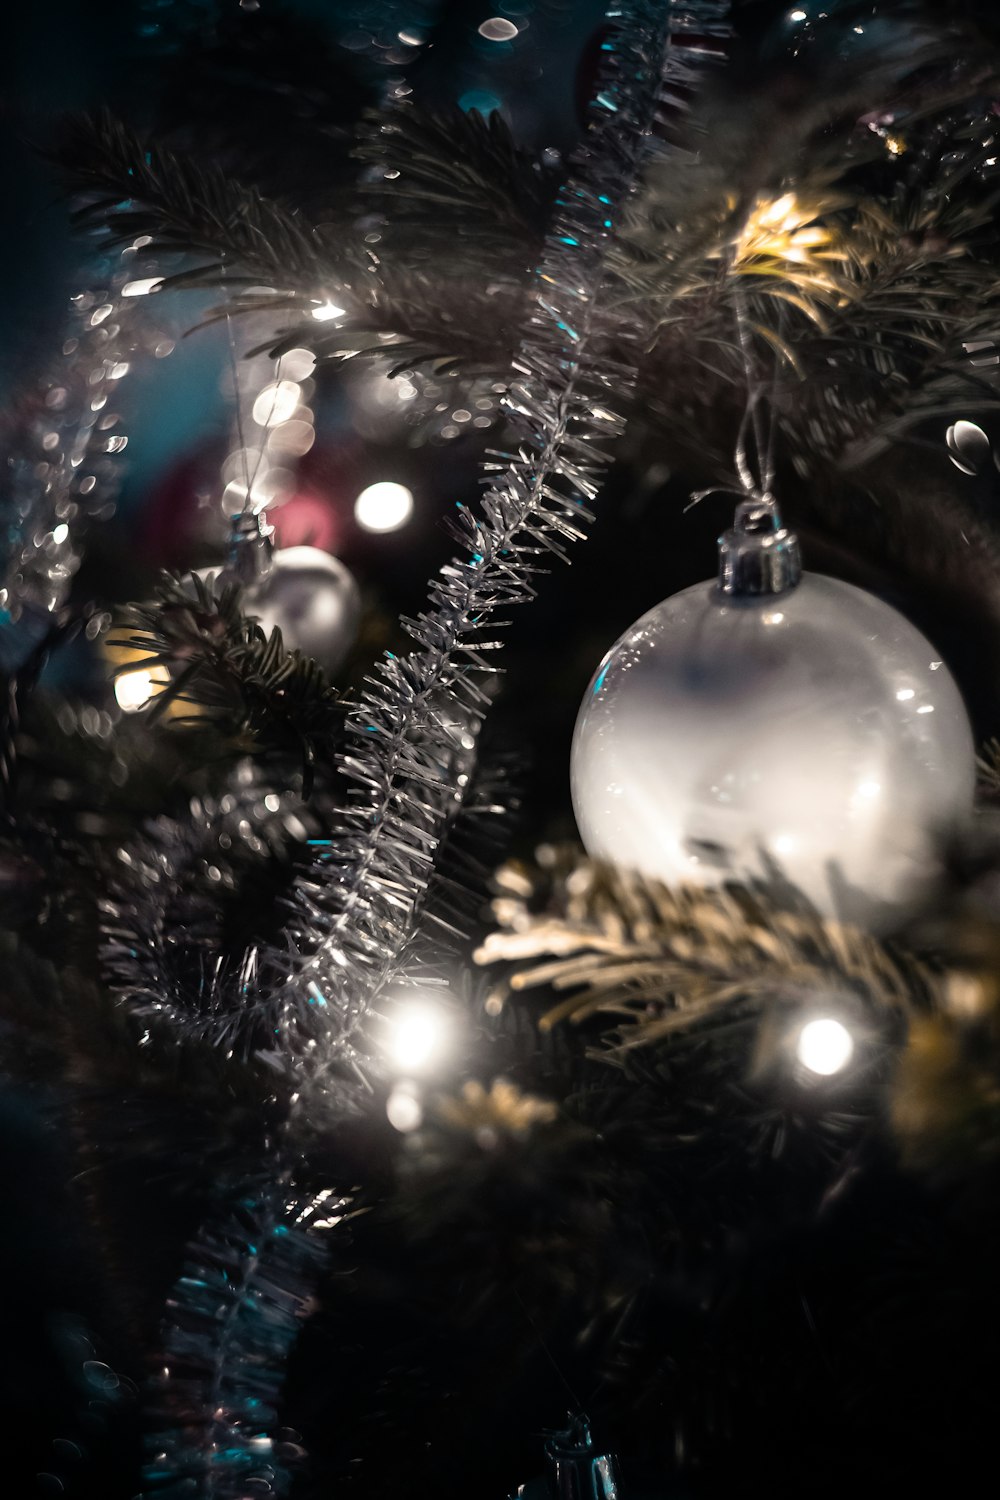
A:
312,299,346,322
388,1001,449,1073
354,480,414,533
114,668,156,713
386,1083,424,1133
797,1017,854,1076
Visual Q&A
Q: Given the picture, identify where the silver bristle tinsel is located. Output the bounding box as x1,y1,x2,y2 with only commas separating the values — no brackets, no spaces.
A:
133,6,731,1495
142,1184,336,1500
0,262,166,645
264,1,732,1109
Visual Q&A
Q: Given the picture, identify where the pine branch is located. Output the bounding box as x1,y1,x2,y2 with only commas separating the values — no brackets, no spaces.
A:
475,851,938,1049
791,180,1000,465
354,101,557,256
256,262,527,377
47,10,1000,433
112,573,345,792
51,108,535,380
51,109,347,298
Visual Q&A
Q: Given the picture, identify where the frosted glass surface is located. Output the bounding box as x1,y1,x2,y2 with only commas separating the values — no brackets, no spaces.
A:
571,574,975,928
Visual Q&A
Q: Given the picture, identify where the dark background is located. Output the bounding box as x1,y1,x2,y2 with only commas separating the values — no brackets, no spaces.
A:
4,5,1000,1498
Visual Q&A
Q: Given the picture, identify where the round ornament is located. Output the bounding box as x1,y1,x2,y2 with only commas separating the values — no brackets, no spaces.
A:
242,544,361,677
192,517,362,675
571,500,975,930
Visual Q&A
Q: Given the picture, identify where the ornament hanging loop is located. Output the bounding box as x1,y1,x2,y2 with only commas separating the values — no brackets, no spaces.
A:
220,508,274,588
718,495,802,597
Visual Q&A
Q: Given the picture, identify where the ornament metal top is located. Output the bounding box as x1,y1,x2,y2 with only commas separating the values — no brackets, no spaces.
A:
718,496,801,596
209,511,361,679
571,497,976,931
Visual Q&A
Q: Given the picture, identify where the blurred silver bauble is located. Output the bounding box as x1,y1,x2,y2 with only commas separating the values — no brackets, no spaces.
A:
571,499,976,931
244,545,361,677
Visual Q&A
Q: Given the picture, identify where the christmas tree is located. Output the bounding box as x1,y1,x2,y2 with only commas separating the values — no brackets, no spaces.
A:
4,2,1000,1496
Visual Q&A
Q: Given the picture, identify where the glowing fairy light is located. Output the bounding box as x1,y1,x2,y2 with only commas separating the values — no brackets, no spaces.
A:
797,1017,854,1076
728,192,845,299
114,665,167,713
312,300,346,322
387,999,451,1073
386,1083,424,1132
354,481,414,533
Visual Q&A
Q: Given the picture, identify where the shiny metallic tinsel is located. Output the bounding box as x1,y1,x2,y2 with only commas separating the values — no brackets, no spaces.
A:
100,762,324,1053
137,7,730,1495
142,1185,335,1499
265,1,731,1108
0,264,161,641
1,0,209,663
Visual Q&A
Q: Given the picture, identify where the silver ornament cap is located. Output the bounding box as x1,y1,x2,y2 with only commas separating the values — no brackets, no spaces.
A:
718,497,802,597
219,509,274,586
545,1415,621,1500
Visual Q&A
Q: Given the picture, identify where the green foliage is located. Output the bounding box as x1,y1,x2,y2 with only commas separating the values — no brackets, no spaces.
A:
475,849,935,1051
55,109,342,299
354,101,556,258
50,104,541,378
113,572,345,792
52,14,1000,495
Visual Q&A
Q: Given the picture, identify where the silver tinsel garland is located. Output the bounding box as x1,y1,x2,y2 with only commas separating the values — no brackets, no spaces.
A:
0,261,167,654
265,0,732,1110
143,1184,336,1500
110,5,732,1495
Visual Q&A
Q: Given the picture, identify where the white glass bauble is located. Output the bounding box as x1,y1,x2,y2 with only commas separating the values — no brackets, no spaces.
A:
243,546,361,677
571,573,975,930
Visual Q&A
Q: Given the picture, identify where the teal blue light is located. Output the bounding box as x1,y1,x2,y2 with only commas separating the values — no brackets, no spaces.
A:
459,89,501,117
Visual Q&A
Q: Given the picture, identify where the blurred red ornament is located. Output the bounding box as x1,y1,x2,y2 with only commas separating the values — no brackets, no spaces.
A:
270,489,342,553
136,433,365,567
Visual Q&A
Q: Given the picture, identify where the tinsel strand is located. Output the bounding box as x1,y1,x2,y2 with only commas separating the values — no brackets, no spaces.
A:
136,8,731,1497
266,1,732,1107
0,267,160,644
142,1185,336,1499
